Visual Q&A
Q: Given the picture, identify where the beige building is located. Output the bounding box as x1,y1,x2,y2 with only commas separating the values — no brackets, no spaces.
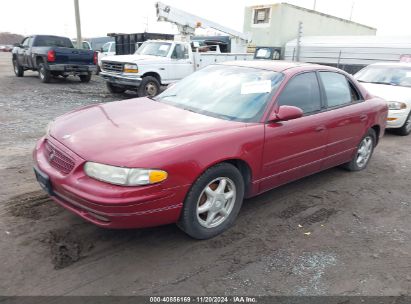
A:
244,3,376,52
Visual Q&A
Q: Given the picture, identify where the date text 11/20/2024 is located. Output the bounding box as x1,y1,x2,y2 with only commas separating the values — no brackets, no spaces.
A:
149,296,257,303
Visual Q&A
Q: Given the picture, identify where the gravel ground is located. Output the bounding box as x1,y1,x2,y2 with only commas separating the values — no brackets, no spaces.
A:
0,52,410,296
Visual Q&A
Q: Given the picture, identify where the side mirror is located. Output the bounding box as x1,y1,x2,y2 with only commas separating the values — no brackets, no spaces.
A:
269,105,303,122
100,47,103,52
13,43,22,48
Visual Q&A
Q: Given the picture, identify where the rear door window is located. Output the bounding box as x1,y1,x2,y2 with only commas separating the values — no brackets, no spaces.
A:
171,44,189,59
33,36,73,48
319,72,352,108
277,72,321,114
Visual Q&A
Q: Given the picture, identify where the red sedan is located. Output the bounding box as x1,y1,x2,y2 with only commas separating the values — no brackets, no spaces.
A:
33,61,388,239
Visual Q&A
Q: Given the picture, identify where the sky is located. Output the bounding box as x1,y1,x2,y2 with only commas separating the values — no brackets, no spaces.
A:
0,0,410,38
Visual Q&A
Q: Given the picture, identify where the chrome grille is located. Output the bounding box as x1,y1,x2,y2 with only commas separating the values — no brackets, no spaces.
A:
45,140,75,175
102,61,123,73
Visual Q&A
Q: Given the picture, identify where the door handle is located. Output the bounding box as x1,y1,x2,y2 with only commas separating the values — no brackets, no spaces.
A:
315,125,326,132
360,114,367,121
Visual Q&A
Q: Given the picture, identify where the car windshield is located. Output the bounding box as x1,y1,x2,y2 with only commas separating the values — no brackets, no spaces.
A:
33,36,74,48
355,65,411,87
135,42,171,57
154,65,284,122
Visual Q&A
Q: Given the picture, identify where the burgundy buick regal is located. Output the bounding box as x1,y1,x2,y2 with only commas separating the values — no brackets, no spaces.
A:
33,61,388,239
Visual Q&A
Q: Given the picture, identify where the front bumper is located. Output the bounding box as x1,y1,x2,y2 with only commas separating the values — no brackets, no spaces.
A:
49,64,97,74
33,136,188,229
386,109,410,129
100,71,142,87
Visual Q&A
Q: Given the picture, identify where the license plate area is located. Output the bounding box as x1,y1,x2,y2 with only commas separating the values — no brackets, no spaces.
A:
34,166,53,195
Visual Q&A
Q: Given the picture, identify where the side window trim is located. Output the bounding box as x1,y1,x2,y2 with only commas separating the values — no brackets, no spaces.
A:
317,70,365,111
276,71,324,117
22,37,29,47
347,79,364,102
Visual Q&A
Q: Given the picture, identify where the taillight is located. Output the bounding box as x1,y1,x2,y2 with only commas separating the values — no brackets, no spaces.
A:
93,51,98,65
47,50,56,62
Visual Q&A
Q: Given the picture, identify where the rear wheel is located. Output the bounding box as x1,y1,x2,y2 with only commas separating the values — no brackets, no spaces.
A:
342,129,376,171
394,112,411,136
13,59,24,77
138,76,160,97
79,73,92,83
106,82,126,93
38,63,51,83
178,163,244,239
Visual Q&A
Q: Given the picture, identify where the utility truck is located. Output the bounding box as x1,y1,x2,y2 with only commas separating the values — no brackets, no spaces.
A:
100,2,253,96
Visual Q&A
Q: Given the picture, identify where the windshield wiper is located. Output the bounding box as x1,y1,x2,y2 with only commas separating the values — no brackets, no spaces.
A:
358,80,397,86
159,94,178,99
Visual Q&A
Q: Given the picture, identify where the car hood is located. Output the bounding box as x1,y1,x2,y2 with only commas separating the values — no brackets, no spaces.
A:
360,82,411,105
50,98,245,166
102,54,169,65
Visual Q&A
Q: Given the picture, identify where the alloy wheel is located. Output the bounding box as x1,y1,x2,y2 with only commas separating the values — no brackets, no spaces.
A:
356,136,373,168
405,115,411,133
196,177,236,229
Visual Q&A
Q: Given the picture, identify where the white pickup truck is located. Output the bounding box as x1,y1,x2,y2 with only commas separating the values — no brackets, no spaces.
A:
100,40,253,96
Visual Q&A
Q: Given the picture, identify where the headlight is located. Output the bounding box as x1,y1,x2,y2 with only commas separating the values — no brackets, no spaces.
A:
84,162,167,186
123,63,138,73
388,101,407,110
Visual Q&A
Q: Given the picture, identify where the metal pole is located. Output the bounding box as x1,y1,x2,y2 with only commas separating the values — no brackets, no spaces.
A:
337,50,341,68
74,0,82,49
296,21,302,62
349,1,355,21
313,0,317,10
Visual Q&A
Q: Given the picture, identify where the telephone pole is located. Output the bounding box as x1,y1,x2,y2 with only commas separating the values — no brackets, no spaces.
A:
74,0,82,48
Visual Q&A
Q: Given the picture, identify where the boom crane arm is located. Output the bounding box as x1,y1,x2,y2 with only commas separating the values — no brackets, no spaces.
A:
155,2,250,42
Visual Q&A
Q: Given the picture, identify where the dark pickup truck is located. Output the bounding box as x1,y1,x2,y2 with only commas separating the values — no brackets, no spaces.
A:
12,35,97,83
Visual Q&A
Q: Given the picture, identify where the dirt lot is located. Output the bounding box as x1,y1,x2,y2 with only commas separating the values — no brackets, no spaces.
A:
0,52,410,296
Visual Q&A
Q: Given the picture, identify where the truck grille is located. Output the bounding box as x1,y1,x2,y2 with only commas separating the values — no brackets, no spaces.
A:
45,140,75,175
102,61,123,73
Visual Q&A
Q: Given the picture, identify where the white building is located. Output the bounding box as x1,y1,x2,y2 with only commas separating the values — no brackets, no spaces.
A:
243,3,376,52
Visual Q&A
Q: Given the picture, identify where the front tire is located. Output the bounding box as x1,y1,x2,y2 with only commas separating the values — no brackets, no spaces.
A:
394,112,411,136
138,76,160,97
106,82,126,93
38,63,51,83
79,73,92,83
13,59,24,77
342,129,376,171
178,163,245,240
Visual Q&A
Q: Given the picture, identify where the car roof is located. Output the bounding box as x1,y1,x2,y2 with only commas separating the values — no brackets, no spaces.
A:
368,61,411,68
220,60,337,73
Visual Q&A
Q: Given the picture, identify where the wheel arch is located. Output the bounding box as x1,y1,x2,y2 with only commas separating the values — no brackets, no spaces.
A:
370,124,381,145
35,56,45,68
193,158,253,198
142,72,161,84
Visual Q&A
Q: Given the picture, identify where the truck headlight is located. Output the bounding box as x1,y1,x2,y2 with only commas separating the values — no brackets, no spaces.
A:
124,63,138,73
84,162,167,186
388,101,407,110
